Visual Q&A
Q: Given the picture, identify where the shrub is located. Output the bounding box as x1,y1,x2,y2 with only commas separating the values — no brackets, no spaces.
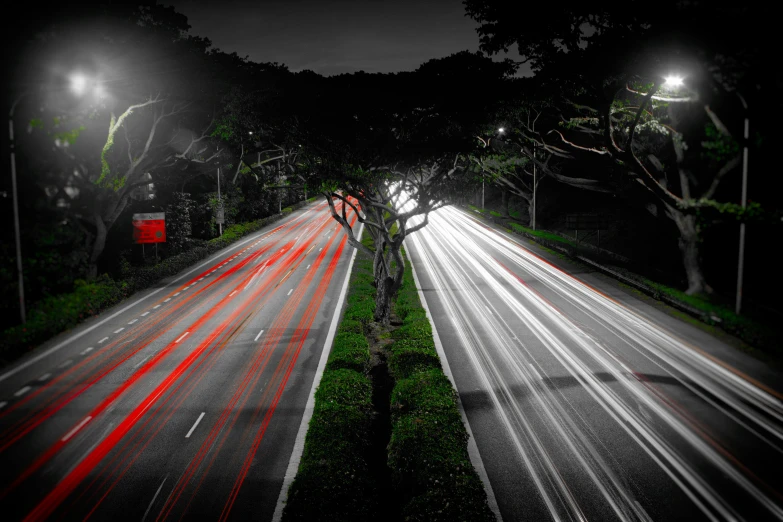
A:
326,332,371,373
388,338,440,380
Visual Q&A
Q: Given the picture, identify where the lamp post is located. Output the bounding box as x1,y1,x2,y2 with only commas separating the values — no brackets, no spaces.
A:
735,93,749,315
9,94,26,324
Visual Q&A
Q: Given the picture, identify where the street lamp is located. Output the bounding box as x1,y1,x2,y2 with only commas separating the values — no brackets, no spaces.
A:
8,72,105,324
735,93,750,315
663,75,684,89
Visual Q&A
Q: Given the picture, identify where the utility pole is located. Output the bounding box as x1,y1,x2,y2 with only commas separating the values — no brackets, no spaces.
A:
217,167,222,236
735,94,749,315
9,95,26,323
532,142,537,230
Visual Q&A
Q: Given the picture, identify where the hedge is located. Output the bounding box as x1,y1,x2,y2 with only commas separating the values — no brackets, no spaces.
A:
283,230,377,520
0,199,313,365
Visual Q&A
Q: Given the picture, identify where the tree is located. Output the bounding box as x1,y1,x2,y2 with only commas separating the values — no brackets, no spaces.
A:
290,62,500,324
464,0,779,295
13,2,227,278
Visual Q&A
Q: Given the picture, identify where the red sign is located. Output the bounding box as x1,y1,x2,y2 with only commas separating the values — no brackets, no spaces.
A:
132,212,166,244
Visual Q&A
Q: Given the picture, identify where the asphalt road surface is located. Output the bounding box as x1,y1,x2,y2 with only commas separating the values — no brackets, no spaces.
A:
0,198,358,521
406,206,783,522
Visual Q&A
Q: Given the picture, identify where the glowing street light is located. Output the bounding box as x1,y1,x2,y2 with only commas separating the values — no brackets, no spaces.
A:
663,75,684,88
69,73,87,95
498,127,505,133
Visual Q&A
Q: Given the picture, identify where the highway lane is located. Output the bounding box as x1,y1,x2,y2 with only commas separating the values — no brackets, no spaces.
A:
0,198,358,521
406,205,783,522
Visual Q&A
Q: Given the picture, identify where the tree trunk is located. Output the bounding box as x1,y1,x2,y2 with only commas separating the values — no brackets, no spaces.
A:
374,275,394,325
87,214,108,280
670,210,711,295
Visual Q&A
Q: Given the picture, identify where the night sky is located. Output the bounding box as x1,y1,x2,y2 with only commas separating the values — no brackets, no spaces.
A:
166,0,530,76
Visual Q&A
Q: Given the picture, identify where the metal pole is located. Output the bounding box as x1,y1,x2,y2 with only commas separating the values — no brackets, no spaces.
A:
532,143,537,230
735,94,749,315
482,174,484,210
217,167,222,236
9,96,26,323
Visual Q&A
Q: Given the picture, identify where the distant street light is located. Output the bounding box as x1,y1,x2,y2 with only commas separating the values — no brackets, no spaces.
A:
69,73,87,95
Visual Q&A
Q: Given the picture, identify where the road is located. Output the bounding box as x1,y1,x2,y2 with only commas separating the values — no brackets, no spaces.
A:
405,206,783,522
0,198,358,521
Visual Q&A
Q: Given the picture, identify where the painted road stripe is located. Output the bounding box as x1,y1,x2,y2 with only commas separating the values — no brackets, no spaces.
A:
114,328,125,334
142,475,168,522
287,289,293,296
164,298,171,303
128,319,138,325
273,223,363,522
15,386,31,397
306,264,311,269
229,290,237,297
175,332,190,344
133,355,150,369
0,225,270,384
141,312,150,317
198,277,204,281
173,292,180,296
319,247,322,251
81,347,94,355
59,360,73,368
98,337,109,344
185,412,206,438
254,329,265,342
153,305,161,309
61,415,92,442
0,402,6,409
39,373,51,381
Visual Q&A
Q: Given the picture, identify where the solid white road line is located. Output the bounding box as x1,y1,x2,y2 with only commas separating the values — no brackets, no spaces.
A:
38,373,51,381
81,347,93,355
61,415,92,442
254,330,265,342
114,328,125,334
175,332,190,344
272,223,364,522
141,312,150,317
404,238,503,521
287,289,293,296
128,319,138,324
14,386,31,397
0,227,270,384
185,412,206,438
142,475,169,522
229,290,237,297
99,337,109,343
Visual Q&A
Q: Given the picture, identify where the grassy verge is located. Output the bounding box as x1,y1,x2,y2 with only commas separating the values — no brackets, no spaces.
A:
0,199,313,366
283,230,494,521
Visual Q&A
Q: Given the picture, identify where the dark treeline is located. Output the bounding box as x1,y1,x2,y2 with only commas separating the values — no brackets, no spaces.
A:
1,0,780,333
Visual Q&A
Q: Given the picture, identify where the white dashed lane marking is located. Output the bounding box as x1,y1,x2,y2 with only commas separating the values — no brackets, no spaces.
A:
114,328,124,334
287,289,293,296
153,305,161,309
306,264,310,269
174,332,190,344
59,360,73,368
229,291,237,297
99,337,109,344
61,415,92,442
81,347,94,355
38,373,51,381
164,298,171,303
14,386,31,397
141,312,150,317
173,292,180,296
254,329,265,342
185,412,206,438
128,319,138,325
0,402,7,409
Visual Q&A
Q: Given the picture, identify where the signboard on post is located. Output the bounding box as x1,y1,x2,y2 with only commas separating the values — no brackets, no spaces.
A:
216,208,225,224
132,212,166,244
